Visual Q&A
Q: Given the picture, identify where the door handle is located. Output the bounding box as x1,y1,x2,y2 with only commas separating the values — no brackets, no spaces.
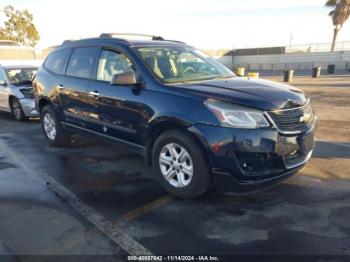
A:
89,91,101,98
57,84,65,90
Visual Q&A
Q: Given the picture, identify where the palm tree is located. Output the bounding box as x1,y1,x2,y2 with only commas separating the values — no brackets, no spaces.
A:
325,0,350,51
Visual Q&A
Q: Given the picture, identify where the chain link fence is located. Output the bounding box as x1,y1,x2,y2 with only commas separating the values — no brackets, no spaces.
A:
286,41,350,53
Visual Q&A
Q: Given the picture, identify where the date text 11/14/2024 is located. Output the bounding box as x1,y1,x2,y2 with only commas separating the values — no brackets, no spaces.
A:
127,255,220,261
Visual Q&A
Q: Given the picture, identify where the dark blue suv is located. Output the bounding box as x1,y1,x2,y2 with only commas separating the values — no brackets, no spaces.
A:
33,33,316,199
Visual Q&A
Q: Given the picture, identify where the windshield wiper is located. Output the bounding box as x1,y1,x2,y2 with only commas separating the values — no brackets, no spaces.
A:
167,75,234,85
212,75,233,80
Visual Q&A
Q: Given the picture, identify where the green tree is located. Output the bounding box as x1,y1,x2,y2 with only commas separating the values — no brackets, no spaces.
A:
0,5,40,47
325,0,350,51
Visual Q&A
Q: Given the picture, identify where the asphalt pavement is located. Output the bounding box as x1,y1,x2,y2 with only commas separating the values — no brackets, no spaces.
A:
0,75,349,261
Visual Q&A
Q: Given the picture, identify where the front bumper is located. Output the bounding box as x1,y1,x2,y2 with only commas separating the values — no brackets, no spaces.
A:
189,120,316,193
19,98,39,117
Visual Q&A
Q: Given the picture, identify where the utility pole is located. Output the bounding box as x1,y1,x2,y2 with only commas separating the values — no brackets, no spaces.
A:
232,45,235,70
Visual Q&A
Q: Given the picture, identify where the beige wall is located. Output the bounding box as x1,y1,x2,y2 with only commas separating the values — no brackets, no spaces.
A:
0,47,36,60
0,46,54,61
35,48,54,60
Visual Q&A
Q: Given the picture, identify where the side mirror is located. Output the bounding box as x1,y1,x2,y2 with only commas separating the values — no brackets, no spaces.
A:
0,80,7,86
111,71,139,86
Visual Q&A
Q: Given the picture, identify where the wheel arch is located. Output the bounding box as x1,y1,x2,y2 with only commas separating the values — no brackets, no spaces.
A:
8,95,17,107
37,97,53,113
144,116,213,167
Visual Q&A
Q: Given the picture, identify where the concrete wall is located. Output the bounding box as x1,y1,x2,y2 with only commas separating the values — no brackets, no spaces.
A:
0,60,43,66
0,46,36,60
35,47,54,60
218,51,350,71
0,46,54,62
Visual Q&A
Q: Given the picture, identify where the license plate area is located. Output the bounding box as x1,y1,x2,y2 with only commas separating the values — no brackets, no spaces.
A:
281,129,315,168
300,130,315,155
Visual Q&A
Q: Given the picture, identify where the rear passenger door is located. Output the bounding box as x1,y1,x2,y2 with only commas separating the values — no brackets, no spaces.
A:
59,47,99,127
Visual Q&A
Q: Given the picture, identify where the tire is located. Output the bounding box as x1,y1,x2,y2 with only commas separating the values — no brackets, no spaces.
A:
152,130,211,199
41,104,70,147
10,98,26,121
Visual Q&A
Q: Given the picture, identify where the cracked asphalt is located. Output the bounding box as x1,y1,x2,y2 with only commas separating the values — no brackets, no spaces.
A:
0,74,349,260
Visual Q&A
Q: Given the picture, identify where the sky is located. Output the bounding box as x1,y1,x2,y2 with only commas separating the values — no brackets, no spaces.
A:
1,0,350,49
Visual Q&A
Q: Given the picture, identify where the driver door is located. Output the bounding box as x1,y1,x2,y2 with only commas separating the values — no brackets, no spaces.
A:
87,48,148,144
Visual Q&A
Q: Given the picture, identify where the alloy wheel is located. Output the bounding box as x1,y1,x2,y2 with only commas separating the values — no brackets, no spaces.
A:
43,112,57,141
12,100,21,120
159,143,193,188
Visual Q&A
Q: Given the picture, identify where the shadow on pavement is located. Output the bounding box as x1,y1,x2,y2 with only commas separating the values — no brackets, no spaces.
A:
314,141,350,159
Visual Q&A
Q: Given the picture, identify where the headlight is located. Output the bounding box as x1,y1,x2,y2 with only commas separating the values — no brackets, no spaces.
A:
204,99,270,129
20,88,34,99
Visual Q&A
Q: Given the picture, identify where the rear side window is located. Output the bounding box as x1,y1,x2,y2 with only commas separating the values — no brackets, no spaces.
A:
44,49,71,75
66,47,98,79
0,70,5,82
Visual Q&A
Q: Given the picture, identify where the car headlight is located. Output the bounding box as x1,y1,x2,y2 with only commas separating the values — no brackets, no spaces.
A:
204,98,270,129
20,88,34,99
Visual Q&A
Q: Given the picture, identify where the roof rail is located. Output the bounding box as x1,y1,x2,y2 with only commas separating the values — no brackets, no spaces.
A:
62,40,73,45
99,33,164,41
164,39,186,44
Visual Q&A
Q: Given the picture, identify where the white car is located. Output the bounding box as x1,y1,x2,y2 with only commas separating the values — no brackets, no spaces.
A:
0,65,38,121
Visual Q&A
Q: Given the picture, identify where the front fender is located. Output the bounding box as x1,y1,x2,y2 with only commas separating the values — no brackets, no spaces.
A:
144,114,193,165
144,115,216,167
147,113,193,128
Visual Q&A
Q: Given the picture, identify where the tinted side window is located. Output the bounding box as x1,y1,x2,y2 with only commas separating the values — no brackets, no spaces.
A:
96,50,134,82
44,49,71,75
66,47,98,79
0,70,5,82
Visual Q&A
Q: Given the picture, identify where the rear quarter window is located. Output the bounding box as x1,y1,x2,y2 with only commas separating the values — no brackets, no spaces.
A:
0,70,6,82
66,47,99,79
44,49,71,75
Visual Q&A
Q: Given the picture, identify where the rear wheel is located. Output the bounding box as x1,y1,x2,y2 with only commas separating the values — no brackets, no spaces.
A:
11,98,26,121
41,104,70,147
152,130,211,199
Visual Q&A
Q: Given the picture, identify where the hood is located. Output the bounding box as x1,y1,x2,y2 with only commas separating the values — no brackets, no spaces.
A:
10,84,33,94
174,77,307,111
9,82,34,98
10,81,33,89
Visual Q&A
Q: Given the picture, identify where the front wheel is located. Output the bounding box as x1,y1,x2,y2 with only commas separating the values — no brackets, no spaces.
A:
41,105,70,147
152,130,211,199
11,98,26,121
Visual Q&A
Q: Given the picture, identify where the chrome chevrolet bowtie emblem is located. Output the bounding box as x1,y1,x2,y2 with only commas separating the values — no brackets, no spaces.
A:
300,112,311,123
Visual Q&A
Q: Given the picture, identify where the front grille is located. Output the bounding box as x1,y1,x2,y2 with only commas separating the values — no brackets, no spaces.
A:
267,100,315,133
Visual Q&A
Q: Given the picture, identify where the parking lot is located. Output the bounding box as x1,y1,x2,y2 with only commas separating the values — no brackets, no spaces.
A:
0,74,350,260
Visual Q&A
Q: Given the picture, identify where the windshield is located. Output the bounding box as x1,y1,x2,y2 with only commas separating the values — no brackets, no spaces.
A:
6,68,38,85
135,47,235,84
